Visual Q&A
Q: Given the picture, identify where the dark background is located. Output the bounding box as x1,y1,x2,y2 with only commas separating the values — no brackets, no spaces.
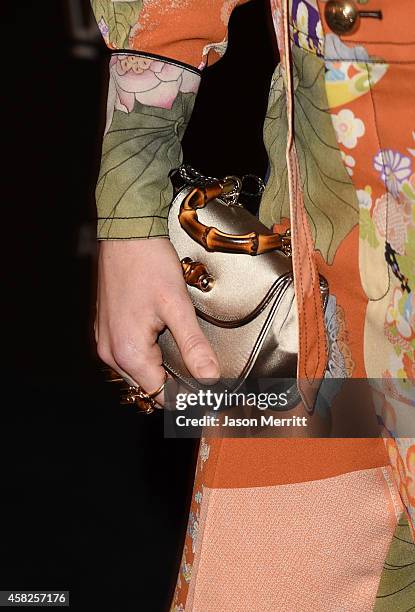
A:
2,1,276,610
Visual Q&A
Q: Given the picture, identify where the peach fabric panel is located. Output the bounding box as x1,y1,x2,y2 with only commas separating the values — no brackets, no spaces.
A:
203,438,389,488
129,0,251,67
186,467,401,611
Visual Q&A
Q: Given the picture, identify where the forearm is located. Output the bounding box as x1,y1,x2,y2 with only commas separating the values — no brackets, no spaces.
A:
91,0,244,239
96,54,200,239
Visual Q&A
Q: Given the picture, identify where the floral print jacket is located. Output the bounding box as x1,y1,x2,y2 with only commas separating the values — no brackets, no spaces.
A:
90,0,415,535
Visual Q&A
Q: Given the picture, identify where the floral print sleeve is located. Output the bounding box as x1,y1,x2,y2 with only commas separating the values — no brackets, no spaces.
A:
91,0,248,239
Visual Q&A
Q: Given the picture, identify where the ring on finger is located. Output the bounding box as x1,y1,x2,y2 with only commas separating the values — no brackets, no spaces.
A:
121,369,168,414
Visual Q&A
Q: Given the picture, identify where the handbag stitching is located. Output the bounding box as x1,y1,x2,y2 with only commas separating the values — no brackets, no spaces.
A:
161,283,294,392
192,273,293,328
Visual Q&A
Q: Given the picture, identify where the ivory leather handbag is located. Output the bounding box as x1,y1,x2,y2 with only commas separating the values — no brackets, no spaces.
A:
158,167,329,404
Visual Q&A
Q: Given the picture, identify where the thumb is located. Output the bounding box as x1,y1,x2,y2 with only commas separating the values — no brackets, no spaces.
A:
165,296,220,382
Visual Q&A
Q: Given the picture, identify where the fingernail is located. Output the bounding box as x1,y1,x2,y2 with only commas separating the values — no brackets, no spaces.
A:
195,358,220,381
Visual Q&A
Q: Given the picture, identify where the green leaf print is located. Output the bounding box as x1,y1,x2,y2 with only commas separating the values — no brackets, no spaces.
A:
260,45,359,263
96,92,197,239
359,208,379,248
374,515,415,611
91,0,143,48
401,180,415,202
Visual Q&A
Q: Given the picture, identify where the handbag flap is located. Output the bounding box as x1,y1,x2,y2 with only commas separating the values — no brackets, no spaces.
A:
159,279,297,389
168,186,293,324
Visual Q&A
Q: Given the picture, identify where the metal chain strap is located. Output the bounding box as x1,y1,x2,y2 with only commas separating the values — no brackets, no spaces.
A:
178,164,265,198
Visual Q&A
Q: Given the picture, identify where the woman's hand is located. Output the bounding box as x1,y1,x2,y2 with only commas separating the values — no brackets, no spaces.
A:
95,238,220,404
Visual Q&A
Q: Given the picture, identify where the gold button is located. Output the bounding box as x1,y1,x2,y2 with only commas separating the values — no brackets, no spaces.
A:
324,0,360,36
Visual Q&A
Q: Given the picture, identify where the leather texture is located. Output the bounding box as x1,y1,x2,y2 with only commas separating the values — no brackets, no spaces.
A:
158,185,327,394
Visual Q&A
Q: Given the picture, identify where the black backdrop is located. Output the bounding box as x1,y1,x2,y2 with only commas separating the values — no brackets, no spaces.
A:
2,2,276,610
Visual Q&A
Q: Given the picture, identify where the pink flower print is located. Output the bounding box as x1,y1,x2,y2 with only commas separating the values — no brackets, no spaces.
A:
104,55,200,134
332,109,365,149
374,149,412,198
341,151,355,176
372,193,409,254
373,193,387,236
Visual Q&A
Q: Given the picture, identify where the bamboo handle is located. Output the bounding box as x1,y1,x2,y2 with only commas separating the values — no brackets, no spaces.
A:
178,181,291,256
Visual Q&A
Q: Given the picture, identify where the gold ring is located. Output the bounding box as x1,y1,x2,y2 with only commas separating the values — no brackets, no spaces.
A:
120,369,168,414
146,370,169,398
